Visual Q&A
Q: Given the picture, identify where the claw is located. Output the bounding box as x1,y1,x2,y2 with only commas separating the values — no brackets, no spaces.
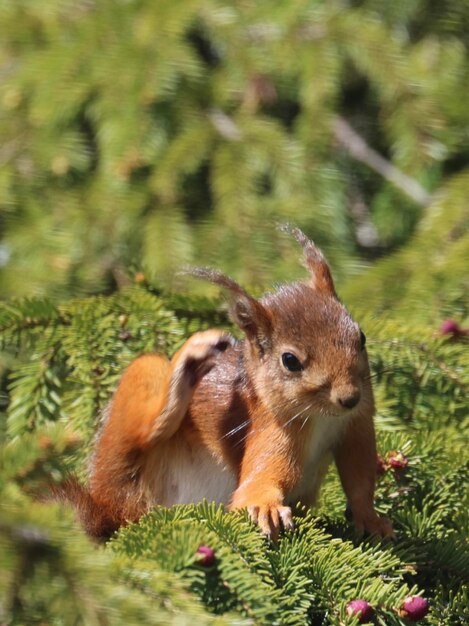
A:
351,509,395,540
279,506,295,531
247,504,294,540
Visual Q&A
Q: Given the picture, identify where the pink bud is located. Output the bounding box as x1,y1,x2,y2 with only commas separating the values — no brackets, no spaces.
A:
196,545,215,566
399,596,429,621
346,599,373,622
440,319,460,335
388,451,409,470
440,319,468,337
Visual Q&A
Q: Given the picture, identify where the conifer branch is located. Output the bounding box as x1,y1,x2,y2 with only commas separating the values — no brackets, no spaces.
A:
332,116,432,206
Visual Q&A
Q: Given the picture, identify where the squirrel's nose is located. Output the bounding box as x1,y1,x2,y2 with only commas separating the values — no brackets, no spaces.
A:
337,391,361,409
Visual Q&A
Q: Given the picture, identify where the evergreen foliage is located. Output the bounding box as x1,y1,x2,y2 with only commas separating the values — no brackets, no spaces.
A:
0,282,467,624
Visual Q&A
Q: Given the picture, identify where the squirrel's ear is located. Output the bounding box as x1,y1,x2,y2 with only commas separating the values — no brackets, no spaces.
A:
279,224,337,296
187,267,272,353
229,294,272,353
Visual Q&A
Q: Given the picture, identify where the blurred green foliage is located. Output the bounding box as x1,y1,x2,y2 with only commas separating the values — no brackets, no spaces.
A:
0,0,468,299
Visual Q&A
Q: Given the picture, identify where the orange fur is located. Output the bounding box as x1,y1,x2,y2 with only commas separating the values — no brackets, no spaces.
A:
60,228,393,541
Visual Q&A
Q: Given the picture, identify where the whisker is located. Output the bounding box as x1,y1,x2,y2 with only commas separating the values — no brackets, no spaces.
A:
222,398,305,442
230,398,319,449
300,414,309,432
233,430,252,448
282,406,310,430
232,406,308,449
222,419,250,439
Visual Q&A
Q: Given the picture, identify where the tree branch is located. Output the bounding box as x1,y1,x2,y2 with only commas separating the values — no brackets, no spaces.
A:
332,116,432,207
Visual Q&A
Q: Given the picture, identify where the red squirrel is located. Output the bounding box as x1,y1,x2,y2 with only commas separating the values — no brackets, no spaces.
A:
62,226,393,540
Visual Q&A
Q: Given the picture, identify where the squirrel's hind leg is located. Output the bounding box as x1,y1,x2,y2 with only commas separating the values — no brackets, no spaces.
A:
88,329,233,531
150,329,234,441
99,329,234,450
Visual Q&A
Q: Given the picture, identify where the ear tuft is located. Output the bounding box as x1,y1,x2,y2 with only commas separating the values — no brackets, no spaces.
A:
182,266,246,297
186,266,272,353
278,223,336,295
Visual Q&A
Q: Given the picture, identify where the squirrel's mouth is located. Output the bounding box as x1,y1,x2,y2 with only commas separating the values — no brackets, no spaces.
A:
308,396,363,419
280,397,355,425
298,386,363,415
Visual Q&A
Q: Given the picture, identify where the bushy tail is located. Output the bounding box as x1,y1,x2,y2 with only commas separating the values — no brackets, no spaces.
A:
48,478,121,540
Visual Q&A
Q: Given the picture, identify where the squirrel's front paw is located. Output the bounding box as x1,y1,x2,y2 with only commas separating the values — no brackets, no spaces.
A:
246,503,294,541
179,330,234,386
352,509,395,539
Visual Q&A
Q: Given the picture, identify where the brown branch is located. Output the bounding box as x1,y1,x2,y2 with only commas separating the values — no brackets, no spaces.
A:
332,116,432,207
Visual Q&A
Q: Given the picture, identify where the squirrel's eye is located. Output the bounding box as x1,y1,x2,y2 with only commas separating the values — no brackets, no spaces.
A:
360,330,367,351
281,352,303,372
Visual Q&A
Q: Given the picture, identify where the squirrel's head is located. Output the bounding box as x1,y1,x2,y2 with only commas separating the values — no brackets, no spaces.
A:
189,226,373,421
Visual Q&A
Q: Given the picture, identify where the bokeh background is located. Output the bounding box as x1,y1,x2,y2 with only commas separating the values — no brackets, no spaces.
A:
1,0,468,312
